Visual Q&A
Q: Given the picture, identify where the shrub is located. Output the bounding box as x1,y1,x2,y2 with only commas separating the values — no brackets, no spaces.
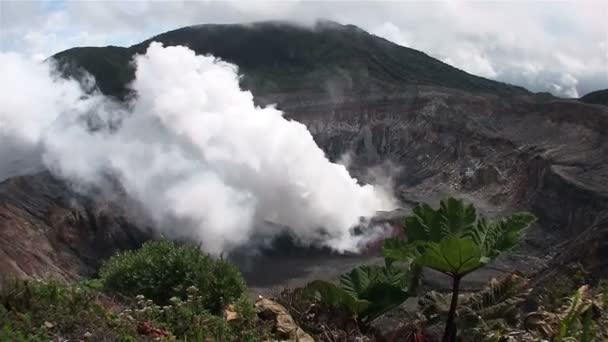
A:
99,240,246,312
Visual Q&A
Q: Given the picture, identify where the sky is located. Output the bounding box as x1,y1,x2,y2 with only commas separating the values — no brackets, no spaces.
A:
1,0,607,97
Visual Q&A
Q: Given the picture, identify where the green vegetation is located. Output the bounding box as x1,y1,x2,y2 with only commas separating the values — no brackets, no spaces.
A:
416,275,607,341
125,287,268,341
0,278,267,341
307,193,606,341
100,240,245,312
383,197,535,341
550,285,605,342
1,241,266,341
2,197,605,341
420,273,531,339
0,279,131,341
305,264,409,323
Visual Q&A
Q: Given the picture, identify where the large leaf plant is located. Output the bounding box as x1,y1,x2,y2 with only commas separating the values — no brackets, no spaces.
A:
305,264,410,324
383,197,535,342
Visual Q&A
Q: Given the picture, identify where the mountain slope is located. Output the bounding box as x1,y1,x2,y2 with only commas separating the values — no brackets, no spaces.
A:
580,89,608,106
53,21,528,99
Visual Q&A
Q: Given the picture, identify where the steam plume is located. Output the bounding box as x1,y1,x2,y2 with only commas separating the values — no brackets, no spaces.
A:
0,43,395,254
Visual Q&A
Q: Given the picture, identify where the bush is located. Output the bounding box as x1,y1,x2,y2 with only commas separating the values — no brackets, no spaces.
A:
99,240,246,312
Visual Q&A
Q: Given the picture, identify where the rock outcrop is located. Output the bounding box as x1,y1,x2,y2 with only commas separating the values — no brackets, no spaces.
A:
0,172,151,281
256,297,315,342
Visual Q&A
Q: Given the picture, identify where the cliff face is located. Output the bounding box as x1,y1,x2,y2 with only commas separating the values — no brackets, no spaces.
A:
0,173,151,280
2,21,606,283
274,87,608,283
279,88,607,208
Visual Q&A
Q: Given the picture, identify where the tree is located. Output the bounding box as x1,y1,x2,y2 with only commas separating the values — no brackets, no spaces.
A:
383,197,535,342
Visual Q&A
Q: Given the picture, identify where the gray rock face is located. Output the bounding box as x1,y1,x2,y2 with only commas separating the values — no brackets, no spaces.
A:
269,86,608,284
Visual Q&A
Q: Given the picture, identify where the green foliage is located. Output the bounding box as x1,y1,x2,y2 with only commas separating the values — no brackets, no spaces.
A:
0,325,47,342
99,240,246,312
384,197,535,341
522,284,607,341
0,240,275,341
305,264,409,322
464,273,531,328
383,238,419,263
307,280,370,314
554,285,604,342
419,236,483,276
0,277,267,341
421,280,608,342
541,263,590,311
0,278,137,341
126,288,269,341
467,213,536,258
420,273,530,336
384,197,535,278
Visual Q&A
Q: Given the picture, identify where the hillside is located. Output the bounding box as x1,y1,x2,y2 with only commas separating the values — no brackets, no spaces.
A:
581,88,608,106
53,21,528,99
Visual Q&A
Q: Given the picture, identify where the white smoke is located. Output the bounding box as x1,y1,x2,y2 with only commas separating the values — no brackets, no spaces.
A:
0,52,88,143
0,43,395,254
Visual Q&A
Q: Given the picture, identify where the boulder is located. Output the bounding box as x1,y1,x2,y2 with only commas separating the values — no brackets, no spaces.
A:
255,297,314,342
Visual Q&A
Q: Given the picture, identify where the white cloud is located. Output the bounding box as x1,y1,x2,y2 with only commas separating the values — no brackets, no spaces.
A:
444,47,498,79
1,1,606,97
371,22,411,47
